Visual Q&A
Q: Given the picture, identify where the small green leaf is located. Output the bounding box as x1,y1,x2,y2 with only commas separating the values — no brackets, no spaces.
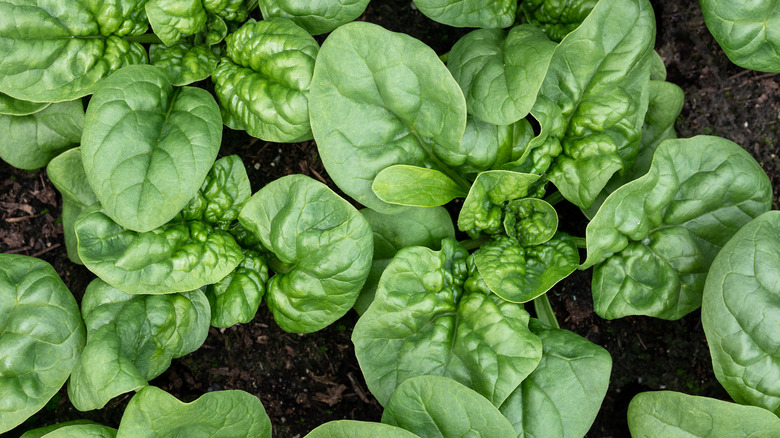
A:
305,421,417,438
206,250,269,327
149,42,220,86
458,170,541,237
20,421,116,438
257,0,371,35
503,198,558,246
372,165,467,207
413,0,517,28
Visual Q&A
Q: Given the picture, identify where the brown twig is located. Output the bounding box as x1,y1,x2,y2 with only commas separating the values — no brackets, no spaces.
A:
30,243,61,258
347,371,371,404
4,246,33,254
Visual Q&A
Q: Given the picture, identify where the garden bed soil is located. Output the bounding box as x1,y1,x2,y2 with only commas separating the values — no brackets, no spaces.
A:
2,1,778,437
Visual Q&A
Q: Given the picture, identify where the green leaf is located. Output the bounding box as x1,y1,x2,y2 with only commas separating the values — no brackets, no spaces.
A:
454,116,534,175
542,0,655,209
0,92,49,116
68,279,210,411
383,375,516,437
0,0,148,102
206,250,269,327
20,421,117,438
180,155,253,228
81,64,222,232
239,175,373,333
628,391,780,437
257,0,371,35
584,136,773,320
520,0,598,42
203,0,255,21
372,165,467,207
499,319,611,438
75,205,244,295
149,42,220,86
700,0,780,72
116,387,272,437
447,25,556,125
412,0,517,28
213,18,319,142
0,100,84,170
0,255,86,434
146,0,208,46
305,421,418,438
474,234,579,303
503,198,558,246
310,21,467,214
702,211,780,414
353,239,543,406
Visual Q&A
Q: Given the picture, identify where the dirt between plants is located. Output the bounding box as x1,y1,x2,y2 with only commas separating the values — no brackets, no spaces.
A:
2,1,778,437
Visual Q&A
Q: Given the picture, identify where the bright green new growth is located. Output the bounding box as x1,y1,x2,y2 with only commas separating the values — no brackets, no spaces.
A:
67,279,210,411
0,255,86,434
213,18,319,142
521,0,598,42
584,136,773,320
149,43,220,86
628,391,780,437
146,0,251,46
0,100,84,170
412,0,517,28
239,175,373,333
257,0,371,35
81,64,222,233
206,250,269,327
116,386,272,437
503,198,558,245
372,165,467,207
702,211,780,415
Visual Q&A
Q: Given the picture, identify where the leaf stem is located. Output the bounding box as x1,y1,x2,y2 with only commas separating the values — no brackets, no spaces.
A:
572,236,587,248
125,34,164,44
439,51,450,63
459,237,488,251
533,294,560,329
543,190,565,206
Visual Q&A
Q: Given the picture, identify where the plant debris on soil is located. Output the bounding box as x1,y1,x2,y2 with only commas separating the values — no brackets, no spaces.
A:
2,1,778,437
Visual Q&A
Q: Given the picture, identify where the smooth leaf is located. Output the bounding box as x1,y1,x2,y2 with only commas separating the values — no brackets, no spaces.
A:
0,92,49,116
305,421,418,438
257,0,371,35
412,0,517,28
146,0,208,46
373,165,467,207
20,421,116,438
450,117,534,176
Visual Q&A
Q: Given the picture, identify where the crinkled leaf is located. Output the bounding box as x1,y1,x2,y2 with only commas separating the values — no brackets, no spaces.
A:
584,136,772,320
542,0,655,209
628,391,780,437
0,255,85,434
520,0,598,42
356,206,455,315
75,205,244,294
239,175,373,333
204,0,255,21
503,198,558,246
702,211,780,414
213,18,318,142
450,117,534,176
474,234,579,303
206,250,269,327
373,165,467,207
0,92,49,116
146,0,208,46
81,64,222,232
457,170,541,237
305,421,418,438
412,0,517,28
310,21,467,214
0,0,148,102
257,0,370,35
699,0,780,72
0,100,84,170
117,387,272,437
20,421,116,438
500,319,611,438
68,279,210,411
447,25,556,125
500,95,564,175
150,42,220,86
353,239,543,406
180,155,252,228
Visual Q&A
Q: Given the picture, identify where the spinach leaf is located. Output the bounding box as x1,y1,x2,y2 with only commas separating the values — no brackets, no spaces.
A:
456,117,534,175
20,421,117,438
0,92,49,116
149,42,221,86
584,136,773,320
116,386,272,437
628,391,780,436
146,0,250,46
702,211,780,414
67,279,210,411
0,255,85,434
305,421,418,437
206,250,269,327
257,0,370,35
310,21,468,214
81,64,222,232
239,175,373,333
372,165,468,207
520,0,598,42
412,0,517,28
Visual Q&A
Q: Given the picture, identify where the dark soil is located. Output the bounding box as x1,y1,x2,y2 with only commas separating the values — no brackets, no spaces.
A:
3,1,778,437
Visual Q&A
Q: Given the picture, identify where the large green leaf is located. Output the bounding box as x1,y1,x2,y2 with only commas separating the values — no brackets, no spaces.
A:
213,18,318,142
0,100,83,170
310,21,468,214
499,319,611,438
447,25,556,125
0,255,85,434
584,136,772,320
702,211,780,414
239,175,373,333
0,0,148,102
116,387,272,437
257,0,370,35
353,239,543,406
699,0,780,72
81,64,222,232
412,0,517,28
146,0,208,46
542,0,655,209
305,421,418,438
628,391,780,437
0,92,49,116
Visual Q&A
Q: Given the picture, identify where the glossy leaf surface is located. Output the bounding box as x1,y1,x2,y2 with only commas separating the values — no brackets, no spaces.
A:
206,250,269,327
372,165,467,207
520,0,598,42
503,198,558,246
412,0,516,28
257,0,370,35
149,43,220,86
20,421,117,438
305,421,417,438
0,92,49,116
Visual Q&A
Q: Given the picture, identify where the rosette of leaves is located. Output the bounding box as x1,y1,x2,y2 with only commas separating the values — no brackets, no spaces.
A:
520,0,598,42
412,0,517,28
699,0,780,72
628,391,780,437
353,238,543,406
257,0,370,35
145,0,257,46
0,0,148,102
0,255,86,434
212,18,319,142
239,174,374,333
583,136,773,320
0,99,84,170
67,279,210,411
702,211,780,415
